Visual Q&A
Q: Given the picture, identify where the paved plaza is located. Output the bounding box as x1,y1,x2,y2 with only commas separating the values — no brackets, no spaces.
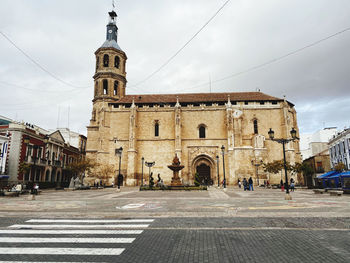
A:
0,187,349,262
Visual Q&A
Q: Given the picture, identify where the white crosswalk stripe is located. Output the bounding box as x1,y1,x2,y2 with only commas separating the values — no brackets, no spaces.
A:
0,247,125,255
0,229,143,234
9,224,149,229
0,218,153,261
0,237,135,243
27,219,154,223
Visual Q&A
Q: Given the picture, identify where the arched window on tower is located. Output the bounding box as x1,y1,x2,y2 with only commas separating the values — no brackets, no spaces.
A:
199,125,206,138
114,81,118,95
115,56,120,68
103,54,109,67
154,121,159,137
103,79,108,95
253,119,258,134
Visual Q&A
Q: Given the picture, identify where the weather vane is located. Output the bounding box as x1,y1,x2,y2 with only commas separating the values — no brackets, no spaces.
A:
112,0,115,10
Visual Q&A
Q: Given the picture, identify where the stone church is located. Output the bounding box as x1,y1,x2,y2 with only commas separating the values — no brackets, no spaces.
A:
86,10,301,186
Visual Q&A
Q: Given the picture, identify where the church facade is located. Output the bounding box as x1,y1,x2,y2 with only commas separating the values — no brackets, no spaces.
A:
86,10,302,186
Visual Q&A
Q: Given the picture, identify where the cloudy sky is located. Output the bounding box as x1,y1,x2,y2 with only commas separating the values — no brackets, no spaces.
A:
0,0,349,138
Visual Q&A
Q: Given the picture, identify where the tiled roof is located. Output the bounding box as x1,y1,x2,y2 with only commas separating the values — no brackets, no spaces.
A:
115,92,288,105
100,39,123,51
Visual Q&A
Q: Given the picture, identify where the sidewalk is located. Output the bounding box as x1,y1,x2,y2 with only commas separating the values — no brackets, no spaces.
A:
0,186,349,218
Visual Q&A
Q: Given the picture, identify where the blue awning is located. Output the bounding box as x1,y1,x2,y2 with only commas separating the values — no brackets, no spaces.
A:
317,170,339,179
340,171,350,177
328,174,341,179
0,175,9,179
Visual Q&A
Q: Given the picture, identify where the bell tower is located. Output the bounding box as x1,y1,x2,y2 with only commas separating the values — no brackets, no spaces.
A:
93,9,127,103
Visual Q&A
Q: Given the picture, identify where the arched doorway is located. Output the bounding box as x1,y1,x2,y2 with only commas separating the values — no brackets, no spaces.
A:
196,163,212,185
45,170,50,182
192,155,215,186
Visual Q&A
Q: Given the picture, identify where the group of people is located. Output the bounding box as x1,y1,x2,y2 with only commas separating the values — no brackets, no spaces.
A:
280,178,295,191
237,177,254,191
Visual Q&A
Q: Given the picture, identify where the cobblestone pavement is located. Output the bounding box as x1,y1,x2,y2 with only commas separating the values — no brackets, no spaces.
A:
0,217,348,263
0,187,349,262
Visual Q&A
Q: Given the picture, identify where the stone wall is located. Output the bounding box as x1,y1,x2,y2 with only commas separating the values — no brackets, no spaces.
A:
86,100,301,186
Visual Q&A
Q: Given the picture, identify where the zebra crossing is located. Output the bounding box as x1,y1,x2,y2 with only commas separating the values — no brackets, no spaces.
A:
0,218,154,262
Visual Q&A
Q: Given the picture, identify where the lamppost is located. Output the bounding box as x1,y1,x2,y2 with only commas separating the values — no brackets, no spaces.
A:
251,159,263,186
221,145,226,188
145,161,155,185
216,155,220,187
268,127,299,200
115,147,123,189
141,157,144,186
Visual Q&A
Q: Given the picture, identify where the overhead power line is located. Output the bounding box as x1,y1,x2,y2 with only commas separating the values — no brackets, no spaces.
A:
0,80,81,93
129,0,231,88
0,31,90,89
174,25,350,93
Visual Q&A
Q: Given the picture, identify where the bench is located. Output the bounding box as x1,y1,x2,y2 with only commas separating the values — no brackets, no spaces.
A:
4,191,20,197
328,190,343,196
313,189,325,194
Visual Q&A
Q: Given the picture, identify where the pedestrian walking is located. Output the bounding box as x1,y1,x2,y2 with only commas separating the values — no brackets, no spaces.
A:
243,178,248,191
263,180,267,188
290,181,295,192
238,179,241,189
248,177,254,191
280,179,284,191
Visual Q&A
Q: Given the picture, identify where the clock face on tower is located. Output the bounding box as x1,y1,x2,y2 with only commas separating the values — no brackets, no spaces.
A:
233,110,243,118
108,29,113,34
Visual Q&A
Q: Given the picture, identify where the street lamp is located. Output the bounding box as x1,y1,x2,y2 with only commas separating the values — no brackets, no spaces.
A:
145,161,155,186
251,159,263,186
115,147,123,189
268,127,299,200
221,145,226,188
141,157,144,186
216,155,219,187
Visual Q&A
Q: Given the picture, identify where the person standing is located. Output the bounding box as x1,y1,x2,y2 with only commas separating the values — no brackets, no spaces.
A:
280,179,284,191
290,181,295,192
243,178,248,191
248,177,254,191
238,179,241,189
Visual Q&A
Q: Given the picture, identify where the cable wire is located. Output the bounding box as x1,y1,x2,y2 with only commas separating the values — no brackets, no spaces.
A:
170,25,350,94
0,30,90,89
129,0,231,88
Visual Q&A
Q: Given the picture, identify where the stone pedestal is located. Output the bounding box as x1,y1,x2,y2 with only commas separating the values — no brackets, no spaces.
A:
170,170,183,186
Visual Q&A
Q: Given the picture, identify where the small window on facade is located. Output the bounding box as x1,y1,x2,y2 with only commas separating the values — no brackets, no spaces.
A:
114,81,118,95
155,121,159,137
103,54,109,67
103,80,108,95
244,101,249,105
253,119,258,134
115,56,120,68
199,125,206,138
260,101,265,105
